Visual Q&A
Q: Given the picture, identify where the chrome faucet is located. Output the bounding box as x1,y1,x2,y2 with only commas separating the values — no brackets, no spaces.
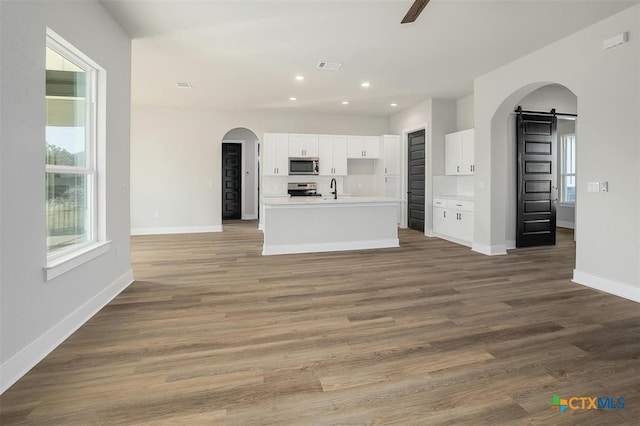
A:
330,178,337,199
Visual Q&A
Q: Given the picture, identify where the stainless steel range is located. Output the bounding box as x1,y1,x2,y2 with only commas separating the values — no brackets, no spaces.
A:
287,182,321,197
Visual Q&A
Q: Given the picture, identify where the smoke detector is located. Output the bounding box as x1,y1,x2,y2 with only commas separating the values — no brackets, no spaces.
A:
317,61,342,71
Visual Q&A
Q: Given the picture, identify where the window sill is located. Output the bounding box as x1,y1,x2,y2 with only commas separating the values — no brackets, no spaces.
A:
45,241,111,281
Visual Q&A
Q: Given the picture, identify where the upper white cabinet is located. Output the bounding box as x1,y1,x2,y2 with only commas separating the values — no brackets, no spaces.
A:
263,133,289,176
445,129,475,175
288,133,319,158
318,135,348,176
347,136,380,159
382,135,401,176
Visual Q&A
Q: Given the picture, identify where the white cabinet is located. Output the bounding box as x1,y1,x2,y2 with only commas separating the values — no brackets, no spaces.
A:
288,133,319,158
263,133,289,176
347,136,380,159
385,175,402,223
382,135,401,175
318,135,348,176
445,129,475,175
432,197,474,246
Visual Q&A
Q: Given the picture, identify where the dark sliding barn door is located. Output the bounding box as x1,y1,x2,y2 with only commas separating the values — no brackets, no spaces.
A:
222,143,241,220
407,129,425,232
516,113,557,247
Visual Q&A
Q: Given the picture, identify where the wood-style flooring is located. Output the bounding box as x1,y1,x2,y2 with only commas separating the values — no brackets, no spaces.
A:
1,221,639,425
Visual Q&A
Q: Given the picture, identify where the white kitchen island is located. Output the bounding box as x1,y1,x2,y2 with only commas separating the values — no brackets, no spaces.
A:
262,196,400,255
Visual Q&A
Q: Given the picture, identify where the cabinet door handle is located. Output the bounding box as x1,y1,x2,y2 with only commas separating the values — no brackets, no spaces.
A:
457,165,460,172
444,211,446,218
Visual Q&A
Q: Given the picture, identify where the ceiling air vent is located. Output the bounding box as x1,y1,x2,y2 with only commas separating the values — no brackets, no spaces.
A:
176,82,193,89
317,61,342,71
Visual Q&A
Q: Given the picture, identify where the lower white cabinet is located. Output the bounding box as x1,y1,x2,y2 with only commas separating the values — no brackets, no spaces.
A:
432,198,474,246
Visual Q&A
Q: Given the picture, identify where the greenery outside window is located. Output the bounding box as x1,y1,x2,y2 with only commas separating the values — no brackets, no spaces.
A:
46,32,102,268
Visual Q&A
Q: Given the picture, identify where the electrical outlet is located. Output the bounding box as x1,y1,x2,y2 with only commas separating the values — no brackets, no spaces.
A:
601,181,609,192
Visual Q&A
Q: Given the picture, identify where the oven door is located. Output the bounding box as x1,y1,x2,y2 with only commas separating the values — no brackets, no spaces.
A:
289,158,319,175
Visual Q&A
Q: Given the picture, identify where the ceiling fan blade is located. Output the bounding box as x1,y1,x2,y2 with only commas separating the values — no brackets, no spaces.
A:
401,0,431,24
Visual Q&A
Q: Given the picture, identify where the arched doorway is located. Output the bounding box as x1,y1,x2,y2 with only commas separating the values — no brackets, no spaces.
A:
490,83,577,250
221,127,259,223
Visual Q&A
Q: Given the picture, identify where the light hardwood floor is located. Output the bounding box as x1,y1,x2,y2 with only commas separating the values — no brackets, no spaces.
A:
1,221,639,425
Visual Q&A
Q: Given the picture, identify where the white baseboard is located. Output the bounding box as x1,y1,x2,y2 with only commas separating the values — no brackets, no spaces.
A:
557,221,575,229
425,229,434,237
505,240,516,250
0,269,134,395
130,225,223,236
572,270,640,303
431,232,472,248
471,242,507,256
242,214,258,220
262,239,399,256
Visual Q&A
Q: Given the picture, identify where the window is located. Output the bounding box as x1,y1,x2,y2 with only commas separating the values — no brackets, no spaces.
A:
560,134,576,203
46,31,107,277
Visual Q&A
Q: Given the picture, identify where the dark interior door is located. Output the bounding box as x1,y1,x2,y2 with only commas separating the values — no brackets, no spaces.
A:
517,113,557,247
407,130,425,232
222,143,241,220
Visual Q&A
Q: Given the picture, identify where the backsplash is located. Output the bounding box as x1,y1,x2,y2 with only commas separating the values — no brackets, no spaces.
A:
433,175,475,197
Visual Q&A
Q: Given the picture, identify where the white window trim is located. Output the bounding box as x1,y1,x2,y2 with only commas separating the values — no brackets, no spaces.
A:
559,133,576,206
45,28,109,281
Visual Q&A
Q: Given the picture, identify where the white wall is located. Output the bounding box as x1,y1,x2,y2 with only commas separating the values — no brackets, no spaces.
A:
473,5,640,301
223,127,259,220
0,0,132,392
130,106,389,234
389,99,456,232
456,94,475,131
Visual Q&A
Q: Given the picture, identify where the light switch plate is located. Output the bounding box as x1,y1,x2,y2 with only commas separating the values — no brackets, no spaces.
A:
588,182,600,193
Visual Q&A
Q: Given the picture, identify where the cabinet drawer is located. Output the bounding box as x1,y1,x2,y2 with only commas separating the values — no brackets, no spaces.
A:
449,200,474,212
432,198,448,208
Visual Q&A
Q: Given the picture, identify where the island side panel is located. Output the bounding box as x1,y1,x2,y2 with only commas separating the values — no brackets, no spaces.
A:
262,203,399,255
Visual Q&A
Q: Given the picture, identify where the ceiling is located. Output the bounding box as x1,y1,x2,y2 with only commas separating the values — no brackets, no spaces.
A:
101,0,639,116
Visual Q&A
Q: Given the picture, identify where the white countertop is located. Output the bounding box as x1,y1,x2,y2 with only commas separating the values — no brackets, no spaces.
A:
432,195,475,202
263,196,400,206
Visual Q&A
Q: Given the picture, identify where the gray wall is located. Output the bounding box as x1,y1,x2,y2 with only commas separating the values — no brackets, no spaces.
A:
473,5,640,301
0,0,132,392
130,106,389,234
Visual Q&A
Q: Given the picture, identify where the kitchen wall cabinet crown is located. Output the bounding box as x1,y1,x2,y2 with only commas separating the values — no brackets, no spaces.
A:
263,133,289,176
288,133,319,158
347,136,380,159
445,129,475,175
318,135,348,176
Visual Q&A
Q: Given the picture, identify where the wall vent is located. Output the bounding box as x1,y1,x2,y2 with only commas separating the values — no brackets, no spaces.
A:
317,61,342,71
176,82,193,89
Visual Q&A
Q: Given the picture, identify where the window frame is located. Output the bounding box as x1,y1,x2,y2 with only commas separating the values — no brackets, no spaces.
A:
559,133,576,205
45,29,109,281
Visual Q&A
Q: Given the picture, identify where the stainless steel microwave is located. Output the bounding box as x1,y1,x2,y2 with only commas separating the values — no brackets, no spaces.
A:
289,158,319,175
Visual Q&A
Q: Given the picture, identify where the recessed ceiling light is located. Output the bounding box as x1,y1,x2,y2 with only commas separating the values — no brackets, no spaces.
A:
176,82,192,89
295,75,305,81
342,101,349,105
289,97,297,101
390,103,398,107
361,81,371,88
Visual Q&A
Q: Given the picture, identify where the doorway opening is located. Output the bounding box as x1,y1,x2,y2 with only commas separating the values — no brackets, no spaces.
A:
407,129,426,232
222,143,241,220
221,128,259,225
501,84,578,250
